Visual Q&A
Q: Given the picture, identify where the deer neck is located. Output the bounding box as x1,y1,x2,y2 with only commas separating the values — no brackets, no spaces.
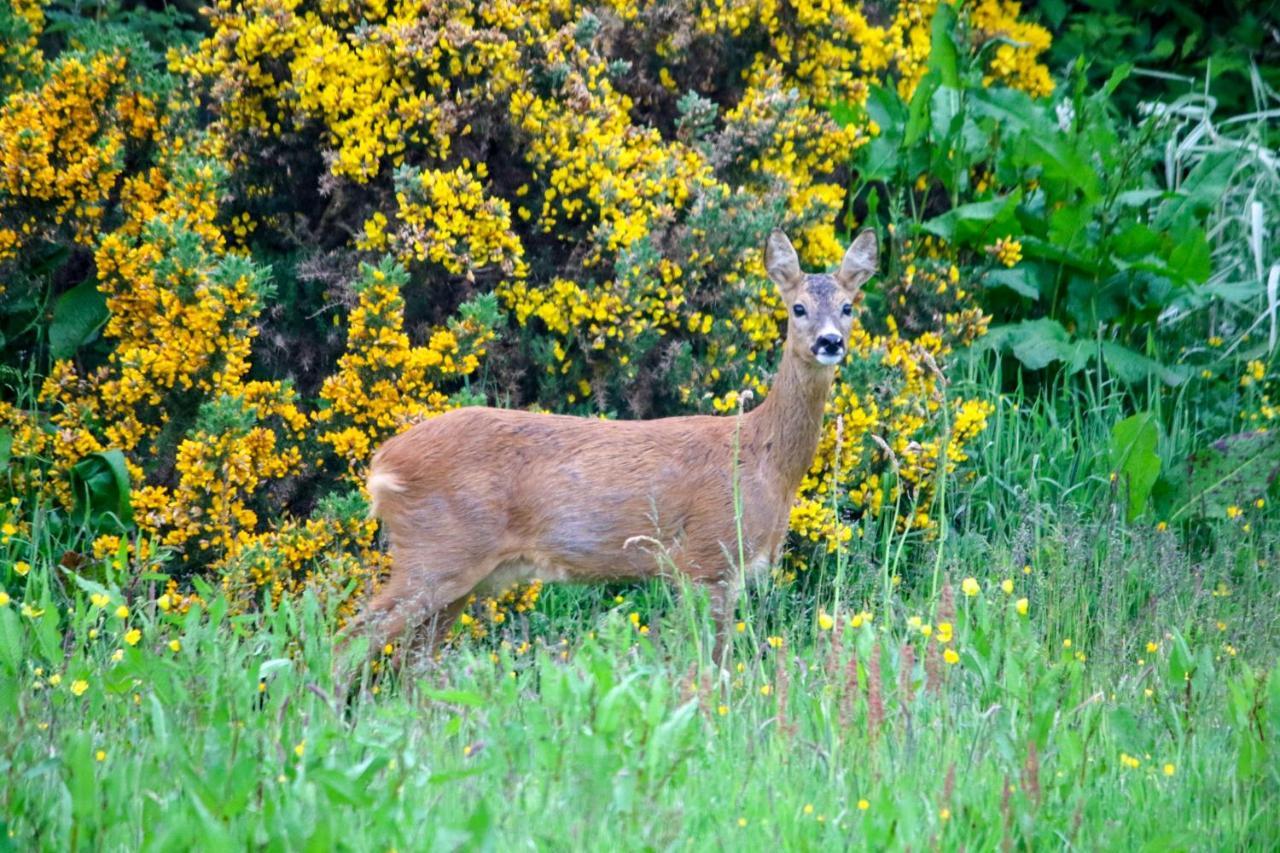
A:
743,344,834,493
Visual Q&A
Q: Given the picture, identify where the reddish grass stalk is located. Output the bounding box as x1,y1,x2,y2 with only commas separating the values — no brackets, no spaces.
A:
840,645,859,729
1023,739,1041,807
899,640,916,704
939,577,955,625
926,637,943,696
867,642,884,740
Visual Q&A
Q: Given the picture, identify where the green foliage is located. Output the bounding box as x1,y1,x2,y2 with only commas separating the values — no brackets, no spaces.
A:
69,449,132,530
1110,412,1161,521
0,492,1277,847
48,277,108,360
1043,0,1280,117
848,14,1263,388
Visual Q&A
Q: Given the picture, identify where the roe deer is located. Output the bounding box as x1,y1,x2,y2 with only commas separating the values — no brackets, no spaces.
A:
342,228,878,670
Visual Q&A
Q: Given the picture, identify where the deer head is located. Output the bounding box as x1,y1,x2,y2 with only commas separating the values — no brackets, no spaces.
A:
765,229,878,367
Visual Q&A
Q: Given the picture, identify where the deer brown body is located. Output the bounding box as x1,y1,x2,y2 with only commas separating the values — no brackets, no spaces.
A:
344,229,877,668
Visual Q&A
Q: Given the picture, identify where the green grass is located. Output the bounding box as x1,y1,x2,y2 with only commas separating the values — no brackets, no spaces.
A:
2,359,1279,850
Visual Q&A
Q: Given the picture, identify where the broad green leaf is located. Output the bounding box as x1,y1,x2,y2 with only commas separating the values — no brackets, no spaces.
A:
968,86,1042,134
0,608,21,674
922,193,1021,244
857,85,907,182
1100,341,1187,387
1167,230,1212,284
70,449,133,528
979,318,1072,371
1101,62,1133,96
1114,189,1167,209
984,268,1040,299
49,278,109,360
904,70,941,148
928,3,960,88
0,429,11,471
1174,150,1238,214
1109,413,1161,521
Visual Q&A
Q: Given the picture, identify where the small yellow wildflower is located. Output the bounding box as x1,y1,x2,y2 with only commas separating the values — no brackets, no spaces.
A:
71,679,88,696
1226,505,1243,520
294,740,306,758
168,640,181,653
989,237,1023,267
939,808,951,821
115,605,129,619
49,673,62,687
858,799,870,811
1063,638,1072,649
95,750,106,762
13,561,29,576
760,684,772,696
1163,763,1175,776
1016,597,1029,616
1146,641,1158,654
736,621,746,633
0,591,9,607
111,649,123,662
817,611,834,631
90,593,110,608
1000,578,1014,595
943,648,960,665
717,704,728,716
124,628,141,646
803,804,814,815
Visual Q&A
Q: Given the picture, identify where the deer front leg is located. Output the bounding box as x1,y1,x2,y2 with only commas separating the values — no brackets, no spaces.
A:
707,572,738,672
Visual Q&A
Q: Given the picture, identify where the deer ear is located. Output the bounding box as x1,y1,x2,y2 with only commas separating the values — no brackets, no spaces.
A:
765,229,803,293
835,230,878,294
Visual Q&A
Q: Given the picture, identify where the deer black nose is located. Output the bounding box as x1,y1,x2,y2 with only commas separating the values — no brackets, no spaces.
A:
813,334,844,355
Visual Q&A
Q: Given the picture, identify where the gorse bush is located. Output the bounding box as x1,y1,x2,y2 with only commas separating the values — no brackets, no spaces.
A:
0,0,1060,618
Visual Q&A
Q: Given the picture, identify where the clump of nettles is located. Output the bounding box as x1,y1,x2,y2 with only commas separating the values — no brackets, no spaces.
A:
0,0,1054,621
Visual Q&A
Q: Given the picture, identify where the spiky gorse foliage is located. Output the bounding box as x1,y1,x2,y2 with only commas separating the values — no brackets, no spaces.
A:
0,0,1052,622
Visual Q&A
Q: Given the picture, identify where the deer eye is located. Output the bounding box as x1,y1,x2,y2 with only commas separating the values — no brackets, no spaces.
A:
842,303,853,317
792,304,807,318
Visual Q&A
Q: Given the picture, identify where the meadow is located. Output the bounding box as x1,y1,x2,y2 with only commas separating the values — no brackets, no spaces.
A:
2,0,1279,848
3,365,1278,849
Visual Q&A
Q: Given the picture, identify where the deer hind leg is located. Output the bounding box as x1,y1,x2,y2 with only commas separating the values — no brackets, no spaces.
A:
403,595,470,668
339,537,497,674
